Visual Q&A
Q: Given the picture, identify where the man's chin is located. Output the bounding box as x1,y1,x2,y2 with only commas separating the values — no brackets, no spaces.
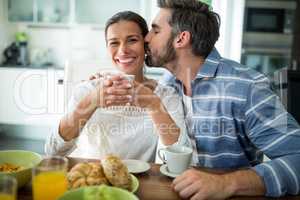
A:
145,55,154,67
145,56,164,68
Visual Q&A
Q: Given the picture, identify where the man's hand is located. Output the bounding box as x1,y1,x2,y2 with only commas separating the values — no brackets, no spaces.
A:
172,169,233,200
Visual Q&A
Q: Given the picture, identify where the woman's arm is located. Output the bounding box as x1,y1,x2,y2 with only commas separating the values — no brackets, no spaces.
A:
45,76,132,156
44,81,98,156
133,81,182,146
148,96,180,145
60,77,132,141
58,91,98,141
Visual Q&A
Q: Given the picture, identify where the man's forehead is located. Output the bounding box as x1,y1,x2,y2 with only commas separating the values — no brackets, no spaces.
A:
153,8,171,27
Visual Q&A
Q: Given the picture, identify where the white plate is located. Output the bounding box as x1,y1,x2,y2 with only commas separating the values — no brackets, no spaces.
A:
159,164,180,178
123,159,150,174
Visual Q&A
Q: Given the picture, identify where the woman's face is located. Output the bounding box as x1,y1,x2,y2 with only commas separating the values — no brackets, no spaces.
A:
106,20,145,75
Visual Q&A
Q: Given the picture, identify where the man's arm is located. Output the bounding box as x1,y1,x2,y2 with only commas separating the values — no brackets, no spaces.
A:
173,168,265,200
173,76,300,199
245,78,300,197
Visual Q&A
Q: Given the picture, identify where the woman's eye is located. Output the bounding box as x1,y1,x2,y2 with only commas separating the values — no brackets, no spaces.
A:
128,38,138,43
109,42,118,47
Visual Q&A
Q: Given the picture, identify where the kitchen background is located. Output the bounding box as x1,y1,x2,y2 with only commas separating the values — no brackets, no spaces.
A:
0,0,299,154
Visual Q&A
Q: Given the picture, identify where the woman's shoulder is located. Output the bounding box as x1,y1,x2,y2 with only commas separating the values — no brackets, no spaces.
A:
142,77,178,98
153,81,184,114
154,82,180,98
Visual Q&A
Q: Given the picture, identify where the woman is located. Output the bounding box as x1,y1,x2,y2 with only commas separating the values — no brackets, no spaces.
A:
45,11,190,162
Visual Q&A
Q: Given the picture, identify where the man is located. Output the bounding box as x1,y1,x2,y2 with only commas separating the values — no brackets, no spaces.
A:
145,0,300,199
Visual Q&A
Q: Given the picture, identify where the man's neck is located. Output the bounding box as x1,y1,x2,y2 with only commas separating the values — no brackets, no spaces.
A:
170,53,205,96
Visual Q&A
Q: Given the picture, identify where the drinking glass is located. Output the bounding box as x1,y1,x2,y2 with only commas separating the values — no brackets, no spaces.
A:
0,175,17,200
104,72,135,106
32,156,68,200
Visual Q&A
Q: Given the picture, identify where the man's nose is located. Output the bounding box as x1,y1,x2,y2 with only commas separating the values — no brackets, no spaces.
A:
145,32,151,42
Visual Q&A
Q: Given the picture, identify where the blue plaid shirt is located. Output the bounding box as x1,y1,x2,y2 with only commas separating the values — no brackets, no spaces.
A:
161,49,300,197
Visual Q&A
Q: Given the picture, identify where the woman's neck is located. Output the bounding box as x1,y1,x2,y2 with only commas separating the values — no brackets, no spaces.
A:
135,75,144,83
134,70,145,83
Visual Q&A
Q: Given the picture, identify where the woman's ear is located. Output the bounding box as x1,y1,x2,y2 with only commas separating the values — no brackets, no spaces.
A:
174,31,191,48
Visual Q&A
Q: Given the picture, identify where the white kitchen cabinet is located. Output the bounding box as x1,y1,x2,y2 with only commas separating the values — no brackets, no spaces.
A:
6,0,152,26
75,0,146,25
8,0,34,22
0,67,64,126
36,0,70,23
7,0,70,24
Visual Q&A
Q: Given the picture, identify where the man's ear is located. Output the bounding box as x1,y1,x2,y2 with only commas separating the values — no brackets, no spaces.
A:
174,31,191,48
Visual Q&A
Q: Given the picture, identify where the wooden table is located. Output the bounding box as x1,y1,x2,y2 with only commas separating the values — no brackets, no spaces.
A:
18,157,300,200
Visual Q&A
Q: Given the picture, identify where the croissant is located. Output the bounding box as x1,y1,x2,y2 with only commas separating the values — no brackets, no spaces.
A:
101,155,132,191
67,162,109,189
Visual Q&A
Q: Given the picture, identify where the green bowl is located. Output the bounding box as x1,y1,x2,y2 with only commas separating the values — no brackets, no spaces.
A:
58,185,139,200
130,174,139,193
0,150,42,188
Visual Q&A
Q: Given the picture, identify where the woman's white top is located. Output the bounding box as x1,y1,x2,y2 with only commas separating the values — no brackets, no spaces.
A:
45,80,190,162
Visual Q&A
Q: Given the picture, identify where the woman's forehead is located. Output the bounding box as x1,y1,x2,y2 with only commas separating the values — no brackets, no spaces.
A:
107,21,143,38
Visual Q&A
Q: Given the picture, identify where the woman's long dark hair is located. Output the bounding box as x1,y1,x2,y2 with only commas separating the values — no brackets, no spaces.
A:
105,11,149,41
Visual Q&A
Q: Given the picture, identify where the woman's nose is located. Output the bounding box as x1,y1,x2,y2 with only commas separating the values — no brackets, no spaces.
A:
118,44,129,55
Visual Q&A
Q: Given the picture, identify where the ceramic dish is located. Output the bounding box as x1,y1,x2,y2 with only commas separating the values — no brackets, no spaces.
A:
159,164,180,178
123,159,150,174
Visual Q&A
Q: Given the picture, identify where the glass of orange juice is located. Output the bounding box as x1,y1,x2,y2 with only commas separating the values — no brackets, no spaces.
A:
0,175,17,200
32,156,68,200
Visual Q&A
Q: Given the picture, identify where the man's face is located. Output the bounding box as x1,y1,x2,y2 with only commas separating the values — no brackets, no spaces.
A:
145,9,177,68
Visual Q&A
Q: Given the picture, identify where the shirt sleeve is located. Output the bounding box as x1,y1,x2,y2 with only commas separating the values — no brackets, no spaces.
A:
44,81,95,156
244,77,300,197
154,85,192,164
44,121,78,156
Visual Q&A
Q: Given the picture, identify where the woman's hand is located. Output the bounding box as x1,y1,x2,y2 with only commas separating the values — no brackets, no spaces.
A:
89,72,103,80
89,75,133,108
131,80,161,111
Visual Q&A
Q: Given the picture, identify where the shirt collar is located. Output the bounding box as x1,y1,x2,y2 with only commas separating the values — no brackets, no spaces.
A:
195,48,221,79
162,48,221,89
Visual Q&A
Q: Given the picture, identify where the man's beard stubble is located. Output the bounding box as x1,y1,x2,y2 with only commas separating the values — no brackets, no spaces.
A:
145,36,177,69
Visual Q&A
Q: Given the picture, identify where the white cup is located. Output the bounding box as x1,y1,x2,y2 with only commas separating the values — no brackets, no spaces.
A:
122,74,135,82
158,145,193,174
103,71,135,82
103,72,135,106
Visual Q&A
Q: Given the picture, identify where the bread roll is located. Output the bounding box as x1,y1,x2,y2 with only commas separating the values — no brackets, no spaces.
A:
101,155,132,191
67,162,108,189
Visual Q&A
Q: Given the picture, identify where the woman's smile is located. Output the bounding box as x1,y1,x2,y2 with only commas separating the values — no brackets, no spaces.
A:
106,20,145,75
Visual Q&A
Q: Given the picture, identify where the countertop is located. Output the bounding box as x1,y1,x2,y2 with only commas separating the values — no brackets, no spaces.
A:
18,157,300,200
0,64,64,70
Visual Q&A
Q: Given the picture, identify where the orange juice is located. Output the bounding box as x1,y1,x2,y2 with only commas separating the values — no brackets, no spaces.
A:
32,171,67,200
0,193,15,200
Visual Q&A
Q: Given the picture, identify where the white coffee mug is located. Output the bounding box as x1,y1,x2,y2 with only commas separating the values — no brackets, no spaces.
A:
158,145,193,174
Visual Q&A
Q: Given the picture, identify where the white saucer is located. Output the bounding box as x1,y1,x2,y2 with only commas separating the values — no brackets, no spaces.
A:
123,159,150,174
159,164,180,178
